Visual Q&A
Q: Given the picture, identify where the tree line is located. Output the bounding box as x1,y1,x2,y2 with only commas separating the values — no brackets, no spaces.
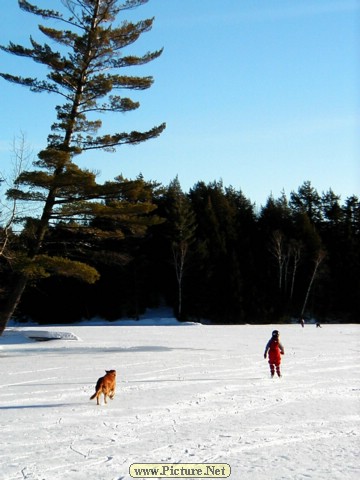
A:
2,176,359,324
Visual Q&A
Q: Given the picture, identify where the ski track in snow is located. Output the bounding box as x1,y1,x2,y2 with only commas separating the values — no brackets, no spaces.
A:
0,324,359,480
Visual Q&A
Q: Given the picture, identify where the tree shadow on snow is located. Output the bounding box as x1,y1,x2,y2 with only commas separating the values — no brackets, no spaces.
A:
2,345,207,356
0,402,81,410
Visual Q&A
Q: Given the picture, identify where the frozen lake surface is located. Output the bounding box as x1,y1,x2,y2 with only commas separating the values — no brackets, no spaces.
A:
0,319,359,480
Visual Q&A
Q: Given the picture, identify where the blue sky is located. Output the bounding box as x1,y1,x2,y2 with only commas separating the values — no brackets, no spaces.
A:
1,0,359,207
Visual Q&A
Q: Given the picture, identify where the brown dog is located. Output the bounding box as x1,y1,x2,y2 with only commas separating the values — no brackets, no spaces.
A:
90,370,116,405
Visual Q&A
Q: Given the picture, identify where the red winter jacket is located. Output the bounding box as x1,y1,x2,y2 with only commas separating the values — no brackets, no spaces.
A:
264,338,284,365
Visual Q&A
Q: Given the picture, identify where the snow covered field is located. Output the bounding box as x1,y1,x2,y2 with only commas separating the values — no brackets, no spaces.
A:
0,314,359,480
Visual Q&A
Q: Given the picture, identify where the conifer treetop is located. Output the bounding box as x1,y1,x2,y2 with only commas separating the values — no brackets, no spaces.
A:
0,0,165,154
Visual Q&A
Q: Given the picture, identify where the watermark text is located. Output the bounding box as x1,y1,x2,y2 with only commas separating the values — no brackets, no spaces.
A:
129,463,231,478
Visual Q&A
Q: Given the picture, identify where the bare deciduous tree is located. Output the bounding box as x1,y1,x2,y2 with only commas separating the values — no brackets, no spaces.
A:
301,249,326,317
289,241,302,301
0,133,33,258
270,230,286,290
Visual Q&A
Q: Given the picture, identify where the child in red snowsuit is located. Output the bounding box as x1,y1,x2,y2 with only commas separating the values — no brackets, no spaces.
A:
264,330,285,377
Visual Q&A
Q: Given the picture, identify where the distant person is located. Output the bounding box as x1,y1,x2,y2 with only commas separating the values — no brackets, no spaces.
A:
316,322,322,328
300,318,305,328
264,330,285,378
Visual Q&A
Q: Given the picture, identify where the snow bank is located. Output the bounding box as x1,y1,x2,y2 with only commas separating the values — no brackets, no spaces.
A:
20,329,80,341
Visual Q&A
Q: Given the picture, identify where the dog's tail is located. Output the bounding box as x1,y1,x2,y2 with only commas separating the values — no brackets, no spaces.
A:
90,379,102,400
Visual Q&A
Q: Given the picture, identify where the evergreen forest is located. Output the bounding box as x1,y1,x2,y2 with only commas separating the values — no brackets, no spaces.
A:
2,178,359,324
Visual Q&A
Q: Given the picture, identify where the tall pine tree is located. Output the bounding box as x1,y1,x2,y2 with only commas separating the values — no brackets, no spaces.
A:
0,0,165,334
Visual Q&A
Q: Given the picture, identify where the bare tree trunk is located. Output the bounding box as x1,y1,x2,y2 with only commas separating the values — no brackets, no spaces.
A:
290,244,301,300
283,245,291,295
301,250,326,317
173,242,187,318
270,231,285,290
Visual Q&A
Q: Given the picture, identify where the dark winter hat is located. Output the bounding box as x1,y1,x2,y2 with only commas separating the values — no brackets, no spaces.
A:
272,330,279,337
